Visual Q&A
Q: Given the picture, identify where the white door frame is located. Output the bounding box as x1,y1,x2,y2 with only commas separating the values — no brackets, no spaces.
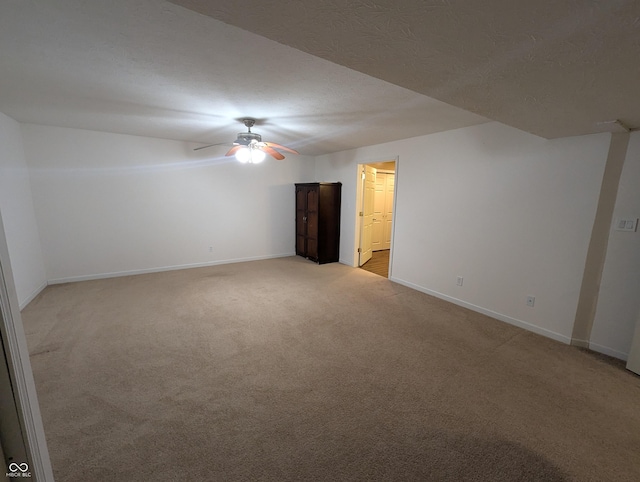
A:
0,210,54,481
354,158,399,277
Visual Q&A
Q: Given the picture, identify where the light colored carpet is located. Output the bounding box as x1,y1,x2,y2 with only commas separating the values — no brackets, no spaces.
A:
21,256,640,481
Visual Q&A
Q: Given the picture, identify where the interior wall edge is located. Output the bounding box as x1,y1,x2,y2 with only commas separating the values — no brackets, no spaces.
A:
390,276,572,345
18,282,47,311
0,113,47,307
572,132,630,342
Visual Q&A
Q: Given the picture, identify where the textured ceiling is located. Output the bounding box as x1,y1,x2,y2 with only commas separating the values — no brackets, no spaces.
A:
0,0,487,156
1,1,638,159
171,0,640,139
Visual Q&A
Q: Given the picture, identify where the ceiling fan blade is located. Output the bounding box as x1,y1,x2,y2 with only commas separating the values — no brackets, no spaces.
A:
194,144,218,151
263,142,299,155
225,145,243,157
194,140,232,151
262,146,285,160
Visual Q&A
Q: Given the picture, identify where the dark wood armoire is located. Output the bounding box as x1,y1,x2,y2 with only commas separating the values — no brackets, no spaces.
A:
295,182,341,264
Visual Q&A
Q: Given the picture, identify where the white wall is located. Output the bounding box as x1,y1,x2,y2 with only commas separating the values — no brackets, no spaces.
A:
22,124,315,282
316,122,610,343
14,120,632,356
0,113,46,307
590,131,640,359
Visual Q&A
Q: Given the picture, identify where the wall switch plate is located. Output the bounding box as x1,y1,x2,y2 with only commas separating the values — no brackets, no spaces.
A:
526,296,535,307
615,218,638,232
456,276,463,286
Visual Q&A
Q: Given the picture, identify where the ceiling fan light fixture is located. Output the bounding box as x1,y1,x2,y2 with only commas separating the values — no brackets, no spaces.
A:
197,118,297,161
235,146,265,164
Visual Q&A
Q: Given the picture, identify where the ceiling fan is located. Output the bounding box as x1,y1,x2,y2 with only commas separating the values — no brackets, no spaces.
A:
194,118,298,163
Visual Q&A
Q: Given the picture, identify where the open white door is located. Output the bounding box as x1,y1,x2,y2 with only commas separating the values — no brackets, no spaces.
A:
359,165,375,266
372,172,395,251
383,173,395,250
372,172,385,251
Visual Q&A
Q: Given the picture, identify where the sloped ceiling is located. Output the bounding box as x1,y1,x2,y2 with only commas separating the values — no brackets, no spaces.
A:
0,0,638,158
171,0,640,139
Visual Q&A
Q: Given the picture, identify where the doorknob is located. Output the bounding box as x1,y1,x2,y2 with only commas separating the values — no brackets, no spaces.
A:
303,216,307,222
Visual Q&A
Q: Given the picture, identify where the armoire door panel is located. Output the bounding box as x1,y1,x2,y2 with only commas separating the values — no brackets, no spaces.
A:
306,190,318,213
295,187,307,256
296,234,306,255
296,188,307,210
307,238,318,260
296,214,306,237
307,210,318,238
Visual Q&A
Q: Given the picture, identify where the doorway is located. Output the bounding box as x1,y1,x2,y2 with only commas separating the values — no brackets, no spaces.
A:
356,159,397,278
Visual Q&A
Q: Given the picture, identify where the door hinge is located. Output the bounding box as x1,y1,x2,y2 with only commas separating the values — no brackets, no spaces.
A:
357,248,361,253
359,211,363,216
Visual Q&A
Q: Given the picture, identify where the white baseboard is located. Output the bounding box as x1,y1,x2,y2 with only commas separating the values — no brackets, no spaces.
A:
19,281,48,310
586,342,628,361
390,276,572,345
570,338,590,349
47,253,295,285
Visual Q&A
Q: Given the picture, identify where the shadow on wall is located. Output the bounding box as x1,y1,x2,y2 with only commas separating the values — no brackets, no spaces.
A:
269,182,297,255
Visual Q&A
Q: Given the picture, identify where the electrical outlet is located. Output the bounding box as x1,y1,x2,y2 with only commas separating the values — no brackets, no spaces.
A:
526,296,535,307
456,276,463,286
615,218,638,232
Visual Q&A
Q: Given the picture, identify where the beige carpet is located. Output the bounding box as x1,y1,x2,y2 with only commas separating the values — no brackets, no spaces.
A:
21,256,640,481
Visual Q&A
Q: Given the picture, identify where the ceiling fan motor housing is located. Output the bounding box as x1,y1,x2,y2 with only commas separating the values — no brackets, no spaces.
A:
235,131,262,146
